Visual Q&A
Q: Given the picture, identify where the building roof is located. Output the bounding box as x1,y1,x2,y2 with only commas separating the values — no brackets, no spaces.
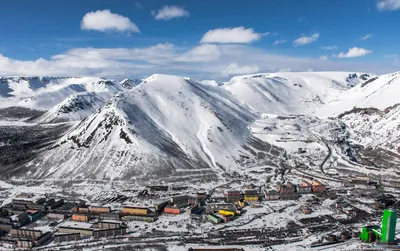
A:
59,221,93,229
312,180,323,186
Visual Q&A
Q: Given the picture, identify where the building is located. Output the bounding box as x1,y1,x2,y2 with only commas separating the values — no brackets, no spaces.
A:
121,206,149,216
89,206,111,214
164,206,181,215
196,192,208,202
207,214,221,224
359,210,398,244
381,209,397,243
280,193,299,201
47,199,64,211
226,191,241,203
72,213,89,222
28,211,42,222
360,225,380,243
264,190,280,201
170,195,189,205
188,197,199,206
28,204,46,211
276,182,296,194
218,210,235,217
78,207,90,213
186,205,199,215
154,200,169,212
297,181,313,193
122,215,156,222
243,190,259,202
97,221,123,229
312,180,326,193
16,232,52,248
54,233,81,243
93,227,127,239
15,193,33,199
99,213,120,221
48,212,66,220
301,206,311,214
58,222,94,237
9,229,43,239
0,223,12,231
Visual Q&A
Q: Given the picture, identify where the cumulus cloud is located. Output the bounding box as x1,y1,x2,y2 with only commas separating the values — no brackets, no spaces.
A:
0,44,396,79
360,34,373,40
273,40,287,45
81,10,140,33
337,47,372,58
293,33,320,46
222,63,260,76
153,6,189,20
320,56,328,60
377,0,400,11
322,45,337,50
175,44,221,62
200,27,262,44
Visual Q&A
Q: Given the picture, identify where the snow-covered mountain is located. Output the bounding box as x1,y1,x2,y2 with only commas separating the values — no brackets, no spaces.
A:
223,72,375,116
119,78,142,89
34,93,107,123
1,71,400,181
25,74,262,181
0,77,125,110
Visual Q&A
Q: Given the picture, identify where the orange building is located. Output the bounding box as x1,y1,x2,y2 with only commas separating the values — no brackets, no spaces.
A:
89,207,111,214
312,180,326,193
72,213,89,222
121,207,149,216
164,206,180,215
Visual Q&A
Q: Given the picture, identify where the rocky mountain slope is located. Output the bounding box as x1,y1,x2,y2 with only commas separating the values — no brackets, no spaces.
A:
0,71,399,182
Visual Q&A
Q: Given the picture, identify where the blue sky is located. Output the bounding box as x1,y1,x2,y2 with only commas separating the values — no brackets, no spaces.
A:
0,0,399,79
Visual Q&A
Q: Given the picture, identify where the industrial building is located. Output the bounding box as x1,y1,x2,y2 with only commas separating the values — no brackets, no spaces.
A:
54,233,81,243
360,209,398,244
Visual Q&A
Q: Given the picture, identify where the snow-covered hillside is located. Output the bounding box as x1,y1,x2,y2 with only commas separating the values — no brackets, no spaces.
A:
223,72,374,116
34,93,107,123
0,77,125,111
322,72,400,116
25,74,265,181
1,71,400,181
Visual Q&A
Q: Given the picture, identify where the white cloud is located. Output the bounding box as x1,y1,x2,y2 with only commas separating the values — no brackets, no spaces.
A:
81,10,140,33
273,40,287,45
360,34,373,40
0,44,397,79
200,27,261,44
293,33,319,46
337,47,372,58
222,63,259,76
377,0,400,11
175,44,221,62
322,45,337,50
320,56,328,60
153,6,189,20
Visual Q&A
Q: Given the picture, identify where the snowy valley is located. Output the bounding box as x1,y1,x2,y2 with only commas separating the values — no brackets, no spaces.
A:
1,72,400,250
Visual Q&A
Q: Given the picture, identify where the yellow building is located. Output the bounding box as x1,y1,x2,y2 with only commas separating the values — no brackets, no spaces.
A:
244,195,259,202
219,209,235,217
